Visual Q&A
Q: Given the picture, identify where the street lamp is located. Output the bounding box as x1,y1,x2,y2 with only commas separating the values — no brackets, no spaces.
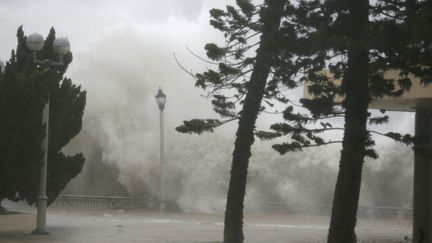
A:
26,32,70,235
155,87,166,210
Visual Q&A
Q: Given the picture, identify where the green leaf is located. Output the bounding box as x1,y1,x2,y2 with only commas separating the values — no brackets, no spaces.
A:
205,43,226,61
272,142,303,155
365,149,379,159
255,131,281,140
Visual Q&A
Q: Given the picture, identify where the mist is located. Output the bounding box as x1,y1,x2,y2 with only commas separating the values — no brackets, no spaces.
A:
0,0,416,215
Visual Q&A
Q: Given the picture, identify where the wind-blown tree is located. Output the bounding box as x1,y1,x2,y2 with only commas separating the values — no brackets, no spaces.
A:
255,0,431,242
0,26,86,205
177,0,430,242
176,0,288,242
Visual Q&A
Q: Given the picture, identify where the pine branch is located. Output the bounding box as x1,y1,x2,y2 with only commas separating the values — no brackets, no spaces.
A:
369,130,414,145
272,140,342,155
176,117,238,135
368,115,389,125
186,46,219,65
173,52,196,78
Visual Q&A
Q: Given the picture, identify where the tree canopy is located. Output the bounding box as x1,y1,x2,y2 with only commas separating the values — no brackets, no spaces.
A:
0,26,86,205
265,1,431,242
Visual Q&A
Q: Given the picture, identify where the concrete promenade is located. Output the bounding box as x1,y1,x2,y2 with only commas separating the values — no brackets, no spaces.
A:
0,206,411,243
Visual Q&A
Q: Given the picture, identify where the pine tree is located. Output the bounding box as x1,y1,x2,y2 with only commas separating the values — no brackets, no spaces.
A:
260,1,431,242
0,26,86,205
176,1,287,242
223,2,286,242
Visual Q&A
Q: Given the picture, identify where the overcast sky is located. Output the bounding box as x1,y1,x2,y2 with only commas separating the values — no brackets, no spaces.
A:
0,0,235,132
0,0,415,132
0,0,222,54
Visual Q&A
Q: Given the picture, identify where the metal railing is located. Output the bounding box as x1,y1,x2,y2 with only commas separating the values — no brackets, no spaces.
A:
50,195,412,218
51,195,153,209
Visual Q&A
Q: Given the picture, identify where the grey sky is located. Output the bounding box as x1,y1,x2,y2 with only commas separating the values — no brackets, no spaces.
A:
0,0,231,123
0,0,416,154
0,0,416,144
0,0,226,56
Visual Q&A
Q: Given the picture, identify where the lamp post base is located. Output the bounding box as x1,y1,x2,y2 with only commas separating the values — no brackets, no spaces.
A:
34,196,48,236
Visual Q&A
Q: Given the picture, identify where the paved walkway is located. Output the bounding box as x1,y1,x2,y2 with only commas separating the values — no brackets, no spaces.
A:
0,207,411,243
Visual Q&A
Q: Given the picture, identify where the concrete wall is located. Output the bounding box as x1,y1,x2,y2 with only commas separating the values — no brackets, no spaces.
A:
303,70,432,111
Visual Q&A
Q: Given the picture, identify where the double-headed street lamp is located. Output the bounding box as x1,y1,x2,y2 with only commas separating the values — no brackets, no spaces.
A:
155,87,166,210
26,32,70,235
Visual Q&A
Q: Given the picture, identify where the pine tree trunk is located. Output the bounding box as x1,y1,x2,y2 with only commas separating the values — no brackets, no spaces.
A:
327,0,370,242
223,1,285,242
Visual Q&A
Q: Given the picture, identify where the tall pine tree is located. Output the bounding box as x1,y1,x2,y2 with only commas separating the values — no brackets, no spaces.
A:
177,1,288,242
222,2,286,242
266,1,431,242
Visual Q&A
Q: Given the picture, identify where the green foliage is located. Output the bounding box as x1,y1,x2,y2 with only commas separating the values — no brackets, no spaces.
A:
272,142,303,154
254,0,432,159
181,0,423,158
178,0,264,133
177,0,304,135
0,63,46,202
254,131,281,140
205,43,227,61
176,119,222,135
236,0,256,18
0,26,86,205
368,115,389,125
384,132,414,145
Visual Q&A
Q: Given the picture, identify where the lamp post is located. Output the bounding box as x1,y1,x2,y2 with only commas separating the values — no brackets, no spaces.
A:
26,32,70,235
155,87,166,210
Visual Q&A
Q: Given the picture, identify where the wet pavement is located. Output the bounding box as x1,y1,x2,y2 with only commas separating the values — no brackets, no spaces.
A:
0,207,411,243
